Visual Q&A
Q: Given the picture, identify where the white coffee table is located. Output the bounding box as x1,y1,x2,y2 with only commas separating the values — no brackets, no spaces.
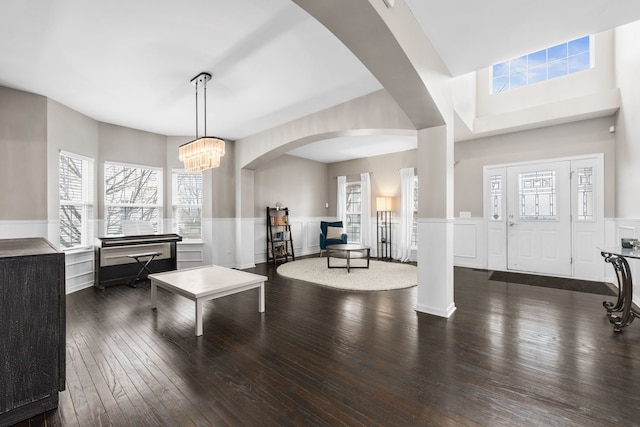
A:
148,265,267,336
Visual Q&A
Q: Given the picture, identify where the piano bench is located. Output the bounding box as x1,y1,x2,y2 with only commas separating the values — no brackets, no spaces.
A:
126,251,162,288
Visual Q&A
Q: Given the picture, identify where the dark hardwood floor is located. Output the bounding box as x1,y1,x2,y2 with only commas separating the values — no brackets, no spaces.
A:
12,262,640,427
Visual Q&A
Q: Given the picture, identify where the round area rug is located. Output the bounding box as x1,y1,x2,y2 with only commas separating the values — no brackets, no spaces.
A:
276,257,417,291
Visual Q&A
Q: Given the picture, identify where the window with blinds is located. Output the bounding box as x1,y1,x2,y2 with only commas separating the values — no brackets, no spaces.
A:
172,170,203,240
59,152,94,249
412,175,418,248
104,162,162,235
346,182,362,243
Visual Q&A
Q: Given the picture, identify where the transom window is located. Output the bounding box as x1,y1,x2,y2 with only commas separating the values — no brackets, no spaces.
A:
492,35,590,93
59,151,94,249
346,182,362,243
172,170,203,240
104,162,162,235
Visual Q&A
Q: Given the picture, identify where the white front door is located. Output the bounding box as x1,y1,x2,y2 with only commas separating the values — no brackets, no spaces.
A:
506,161,572,276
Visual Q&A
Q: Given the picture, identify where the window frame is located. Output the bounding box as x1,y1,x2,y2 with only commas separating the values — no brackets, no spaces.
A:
345,181,362,243
172,169,203,241
411,175,418,249
59,151,94,250
103,161,163,236
492,35,591,93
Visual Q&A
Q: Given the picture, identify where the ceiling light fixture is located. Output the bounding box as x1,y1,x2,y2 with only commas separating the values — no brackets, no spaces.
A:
178,72,225,172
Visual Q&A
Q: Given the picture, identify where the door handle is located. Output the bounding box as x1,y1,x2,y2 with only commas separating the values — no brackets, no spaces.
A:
509,222,518,227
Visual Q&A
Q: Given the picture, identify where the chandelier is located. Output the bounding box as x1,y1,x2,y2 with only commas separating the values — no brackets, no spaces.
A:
178,72,225,172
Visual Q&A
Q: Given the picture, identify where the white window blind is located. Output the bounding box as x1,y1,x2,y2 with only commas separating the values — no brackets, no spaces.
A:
412,175,418,248
59,151,94,249
346,182,362,243
104,162,162,235
172,170,203,240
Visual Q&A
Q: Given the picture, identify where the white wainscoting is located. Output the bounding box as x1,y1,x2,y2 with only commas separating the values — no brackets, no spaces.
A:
64,248,95,294
453,218,485,269
605,218,640,306
0,220,49,239
233,217,254,269
254,216,416,264
177,241,205,270
416,218,456,317
208,218,236,268
3,217,637,305
0,221,97,294
255,216,323,264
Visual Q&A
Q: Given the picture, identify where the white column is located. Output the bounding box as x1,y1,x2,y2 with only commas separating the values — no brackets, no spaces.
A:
235,168,256,269
415,125,456,317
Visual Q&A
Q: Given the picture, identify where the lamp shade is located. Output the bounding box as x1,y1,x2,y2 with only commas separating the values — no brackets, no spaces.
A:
178,137,225,172
376,196,393,211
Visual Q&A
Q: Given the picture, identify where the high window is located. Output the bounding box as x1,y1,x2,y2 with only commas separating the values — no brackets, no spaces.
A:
492,35,590,93
104,162,162,235
346,182,362,243
172,170,203,240
59,151,94,249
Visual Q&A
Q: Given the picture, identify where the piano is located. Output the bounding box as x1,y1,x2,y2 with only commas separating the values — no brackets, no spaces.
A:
94,233,182,289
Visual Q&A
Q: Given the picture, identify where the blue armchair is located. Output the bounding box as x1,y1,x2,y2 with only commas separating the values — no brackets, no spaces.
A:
319,221,348,256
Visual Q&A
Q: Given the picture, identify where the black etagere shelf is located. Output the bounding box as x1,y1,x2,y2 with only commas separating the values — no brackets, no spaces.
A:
266,206,295,266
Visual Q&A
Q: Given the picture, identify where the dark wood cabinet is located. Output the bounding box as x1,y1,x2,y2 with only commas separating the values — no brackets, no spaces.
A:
0,238,65,427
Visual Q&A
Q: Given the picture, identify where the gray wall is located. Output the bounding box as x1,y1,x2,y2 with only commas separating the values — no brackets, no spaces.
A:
254,154,328,217
97,122,167,218
615,20,640,218
454,116,616,217
166,136,236,219
0,87,48,220
47,99,100,221
327,149,418,217
208,140,236,219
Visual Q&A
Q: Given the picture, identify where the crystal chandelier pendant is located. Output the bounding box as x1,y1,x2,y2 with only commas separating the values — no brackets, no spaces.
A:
179,72,225,172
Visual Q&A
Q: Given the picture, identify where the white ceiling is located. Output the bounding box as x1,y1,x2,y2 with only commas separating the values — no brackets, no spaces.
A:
1,0,639,163
288,134,417,163
407,0,640,76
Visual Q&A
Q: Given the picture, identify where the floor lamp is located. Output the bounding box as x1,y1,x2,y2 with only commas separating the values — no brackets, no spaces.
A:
376,197,393,260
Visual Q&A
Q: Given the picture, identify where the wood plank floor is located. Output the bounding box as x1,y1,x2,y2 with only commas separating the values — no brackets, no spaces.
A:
12,262,640,427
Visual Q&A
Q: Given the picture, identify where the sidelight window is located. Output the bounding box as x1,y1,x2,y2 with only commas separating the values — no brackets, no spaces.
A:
490,175,502,220
576,167,594,221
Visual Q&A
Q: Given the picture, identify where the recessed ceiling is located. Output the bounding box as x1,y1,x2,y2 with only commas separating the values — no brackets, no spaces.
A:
1,0,639,163
287,134,417,163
